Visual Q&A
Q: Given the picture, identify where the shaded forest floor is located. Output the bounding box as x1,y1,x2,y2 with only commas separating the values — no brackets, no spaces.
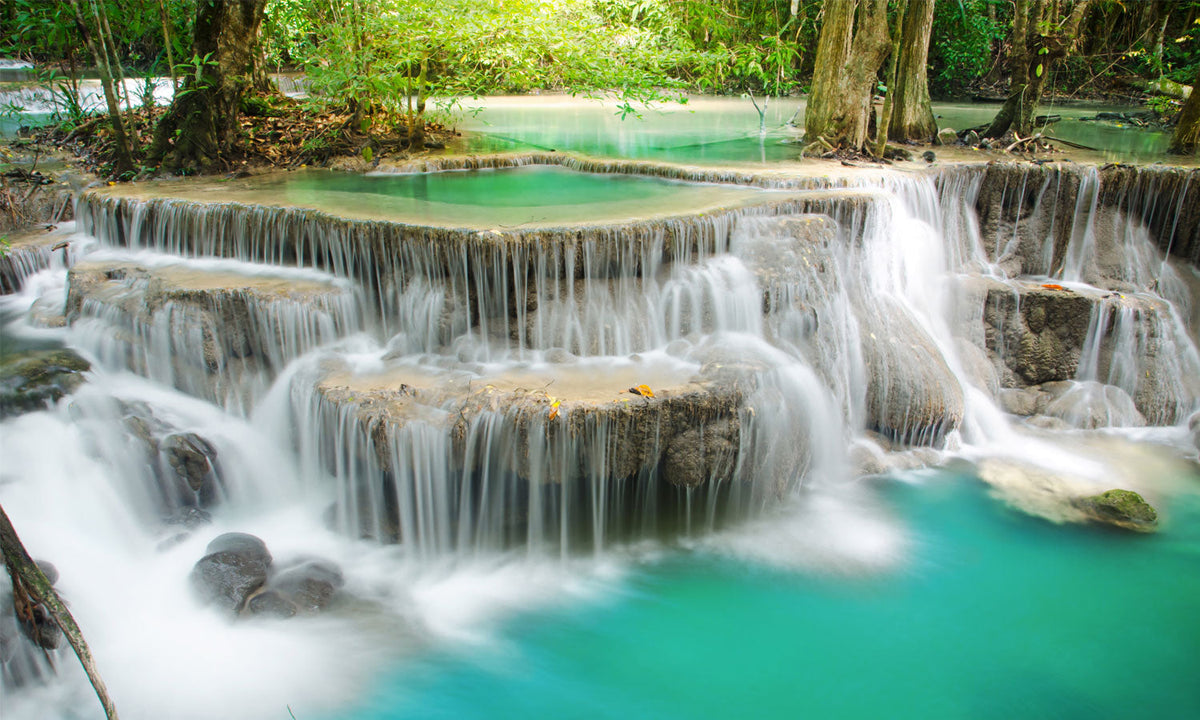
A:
26,93,460,180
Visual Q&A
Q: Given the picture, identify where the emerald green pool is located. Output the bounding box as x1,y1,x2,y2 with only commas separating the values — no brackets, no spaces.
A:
118,165,768,227
321,470,1200,719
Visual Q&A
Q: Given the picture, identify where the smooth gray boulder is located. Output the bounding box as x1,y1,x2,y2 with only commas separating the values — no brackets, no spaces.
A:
191,533,272,613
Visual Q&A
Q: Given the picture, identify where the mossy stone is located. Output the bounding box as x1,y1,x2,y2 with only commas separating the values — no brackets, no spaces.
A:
1077,488,1158,532
0,349,91,417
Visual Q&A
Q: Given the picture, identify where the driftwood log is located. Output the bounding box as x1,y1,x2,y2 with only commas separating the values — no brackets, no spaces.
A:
0,503,119,719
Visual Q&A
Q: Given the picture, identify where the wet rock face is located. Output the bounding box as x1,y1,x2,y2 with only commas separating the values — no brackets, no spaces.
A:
861,302,964,445
1190,412,1200,453
119,401,225,517
163,433,221,504
191,533,273,613
982,283,1094,386
661,417,740,488
0,349,90,417
1075,489,1158,533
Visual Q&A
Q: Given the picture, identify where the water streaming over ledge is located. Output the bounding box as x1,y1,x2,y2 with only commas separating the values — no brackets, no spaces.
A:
2,157,1199,718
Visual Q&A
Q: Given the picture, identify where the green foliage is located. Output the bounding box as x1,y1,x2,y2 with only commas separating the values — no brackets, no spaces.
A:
284,0,704,128
928,0,1005,98
1,0,194,76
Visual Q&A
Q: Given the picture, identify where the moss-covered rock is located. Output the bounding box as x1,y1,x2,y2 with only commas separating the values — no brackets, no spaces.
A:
1075,488,1159,533
0,349,90,417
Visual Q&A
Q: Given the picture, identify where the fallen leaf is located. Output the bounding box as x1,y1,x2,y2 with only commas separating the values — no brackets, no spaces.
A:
1041,283,1067,291
629,384,655,398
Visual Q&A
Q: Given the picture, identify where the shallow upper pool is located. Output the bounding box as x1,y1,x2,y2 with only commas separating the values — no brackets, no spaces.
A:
105,164,773,228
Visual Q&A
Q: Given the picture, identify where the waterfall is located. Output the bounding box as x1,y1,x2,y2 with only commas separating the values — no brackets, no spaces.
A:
3,158,1200,718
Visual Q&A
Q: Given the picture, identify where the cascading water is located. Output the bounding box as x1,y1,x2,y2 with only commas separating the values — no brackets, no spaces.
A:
2,157,1199,720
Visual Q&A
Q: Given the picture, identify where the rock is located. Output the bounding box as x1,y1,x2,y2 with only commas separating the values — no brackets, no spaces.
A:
999,387,1041,416
191,533,273,613
661,418,739,488
1044,381,1145,429
861,301,964,445
246,590,298,619
163,507,213,529
976,279,1096,385
267,559,345,613
1075,489,1158,532
965,130,981,146
884,145,913,162
1190,411,1200,452
163,433,223,507
0,349,90,417
935,128,958,146
922,150,936,163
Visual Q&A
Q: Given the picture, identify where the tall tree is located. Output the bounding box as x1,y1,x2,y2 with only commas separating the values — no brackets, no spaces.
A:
150,0,269,172
887,0,937,142
983,0,1093,139
805,0,891,153
1169,65,1200,155
67,0,135,176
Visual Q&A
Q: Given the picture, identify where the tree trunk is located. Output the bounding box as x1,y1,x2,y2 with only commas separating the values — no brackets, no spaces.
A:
149,0,269,172
888,0,936,142
1,505,120,719
804,0,891,153
67,0,134,176
984,0,1093,139
1169,65,1200,155
158,0,178,93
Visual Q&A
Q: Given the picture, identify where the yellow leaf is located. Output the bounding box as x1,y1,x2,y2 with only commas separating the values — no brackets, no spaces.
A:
631,384,655,398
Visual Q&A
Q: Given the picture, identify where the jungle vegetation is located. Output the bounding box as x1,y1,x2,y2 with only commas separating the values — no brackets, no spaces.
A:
3,0,1199,173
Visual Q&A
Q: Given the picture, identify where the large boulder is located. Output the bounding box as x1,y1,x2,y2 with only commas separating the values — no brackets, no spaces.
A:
190,533,272,613
0,349,90,417
861,301,964,445
1075,489,1158,532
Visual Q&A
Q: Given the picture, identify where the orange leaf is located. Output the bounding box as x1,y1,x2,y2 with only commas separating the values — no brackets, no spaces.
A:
1041,283,1066,291
630,384,655,398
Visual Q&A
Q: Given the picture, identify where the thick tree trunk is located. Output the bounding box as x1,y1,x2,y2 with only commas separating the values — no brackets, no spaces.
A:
888,0,936,142
1,505,119,719
984,0,1093,139
805,0,891,153
150,0,269,172
1169,65,1200,155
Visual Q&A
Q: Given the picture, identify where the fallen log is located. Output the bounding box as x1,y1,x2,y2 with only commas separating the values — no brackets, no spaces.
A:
0,504,119,720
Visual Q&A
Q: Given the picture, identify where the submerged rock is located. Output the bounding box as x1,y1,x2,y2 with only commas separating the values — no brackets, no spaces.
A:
1075,489,1158,532
191,533,273,613
1044,381,1145,429
265,559,344,614
0,349,90,417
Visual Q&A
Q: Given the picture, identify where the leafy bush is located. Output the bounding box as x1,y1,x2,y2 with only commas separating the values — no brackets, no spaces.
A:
928,0,1005,98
